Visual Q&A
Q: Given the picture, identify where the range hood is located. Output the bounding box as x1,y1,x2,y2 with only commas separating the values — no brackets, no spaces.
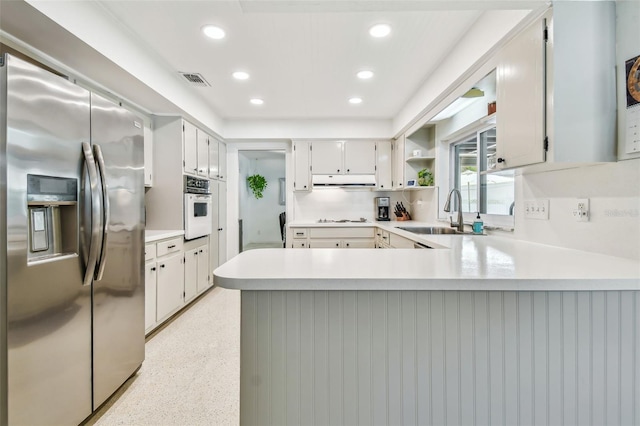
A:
312,174,377,187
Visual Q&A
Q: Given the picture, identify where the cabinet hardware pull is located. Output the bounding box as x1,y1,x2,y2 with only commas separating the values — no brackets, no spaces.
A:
151,267,156,271
168,245,176,249
194,252,198,256
347,169,350,172
337,169,340,173
160,264,165,268
497,157,505,164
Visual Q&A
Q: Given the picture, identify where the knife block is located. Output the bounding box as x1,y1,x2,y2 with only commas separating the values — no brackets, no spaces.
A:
396,212,411,221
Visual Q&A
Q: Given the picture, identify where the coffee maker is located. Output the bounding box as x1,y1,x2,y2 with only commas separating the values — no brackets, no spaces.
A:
375,197,390,221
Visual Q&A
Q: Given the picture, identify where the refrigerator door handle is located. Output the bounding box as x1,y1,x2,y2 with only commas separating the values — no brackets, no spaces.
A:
93,143,109,281
82,142,102,287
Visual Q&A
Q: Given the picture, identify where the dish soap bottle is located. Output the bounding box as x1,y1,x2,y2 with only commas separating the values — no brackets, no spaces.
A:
472,212,484,235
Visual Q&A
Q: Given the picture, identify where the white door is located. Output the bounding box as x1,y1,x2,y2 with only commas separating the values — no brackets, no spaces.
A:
156,254,184,322
312,141,343,174
183,120,198,175
196,129,209,177
209,181,220,279
197,245,210,293
144,262,157,331
293,141,311,191
218,142,227,181
184,248,198,303
218,181,228,264
496,18,546,169
393,136,405,189
344,141,376,174
209,136,219,179
376,141,392,190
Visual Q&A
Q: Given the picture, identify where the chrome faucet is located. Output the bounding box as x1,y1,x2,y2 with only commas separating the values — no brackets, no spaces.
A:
443,188,465,233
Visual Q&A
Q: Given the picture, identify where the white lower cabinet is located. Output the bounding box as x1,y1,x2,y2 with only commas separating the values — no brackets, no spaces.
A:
145,235,212,335
291,227,375,249
156,253,184,323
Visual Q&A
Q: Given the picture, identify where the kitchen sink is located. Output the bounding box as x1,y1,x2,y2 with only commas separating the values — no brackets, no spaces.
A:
396,226,466,235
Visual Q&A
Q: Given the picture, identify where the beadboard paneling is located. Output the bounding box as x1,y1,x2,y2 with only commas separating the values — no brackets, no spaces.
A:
240,290,639,426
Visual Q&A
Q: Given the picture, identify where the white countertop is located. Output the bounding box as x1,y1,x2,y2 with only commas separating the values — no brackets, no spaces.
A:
214,223,640,291
145,229,184,243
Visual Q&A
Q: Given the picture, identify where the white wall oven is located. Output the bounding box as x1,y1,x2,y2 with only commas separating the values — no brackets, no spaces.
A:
184,175,212,240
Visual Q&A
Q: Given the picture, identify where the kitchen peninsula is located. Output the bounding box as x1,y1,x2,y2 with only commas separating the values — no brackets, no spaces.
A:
214,230,640,426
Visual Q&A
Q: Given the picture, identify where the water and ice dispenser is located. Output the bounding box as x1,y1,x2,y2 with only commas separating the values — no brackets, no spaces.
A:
27,174,78,262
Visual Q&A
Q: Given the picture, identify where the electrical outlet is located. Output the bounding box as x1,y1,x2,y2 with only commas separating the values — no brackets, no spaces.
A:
573,198,590,222
524,199,549,220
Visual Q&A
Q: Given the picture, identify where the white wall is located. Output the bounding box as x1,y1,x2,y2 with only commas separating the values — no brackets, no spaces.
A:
239,154,286,246
293,190,410,222
509,159,640,260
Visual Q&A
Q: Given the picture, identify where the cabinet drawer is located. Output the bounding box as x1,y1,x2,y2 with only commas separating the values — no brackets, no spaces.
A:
145,244,156,262
156,237,184,257
309,227,374,239
292,240,308,248
292,228,308,239
342,239,375,249
390,233,415,249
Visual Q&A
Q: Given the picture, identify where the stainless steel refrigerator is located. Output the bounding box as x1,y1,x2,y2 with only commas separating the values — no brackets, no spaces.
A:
0,54,145,425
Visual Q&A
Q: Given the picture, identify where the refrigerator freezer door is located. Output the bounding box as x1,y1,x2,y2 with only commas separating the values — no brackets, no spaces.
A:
90,93,145,408
4,55,93,424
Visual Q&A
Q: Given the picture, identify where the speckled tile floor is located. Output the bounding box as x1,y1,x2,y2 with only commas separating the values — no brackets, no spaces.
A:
85,286,241,426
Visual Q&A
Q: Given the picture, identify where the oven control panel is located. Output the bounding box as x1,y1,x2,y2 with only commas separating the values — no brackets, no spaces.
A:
184,175,210,194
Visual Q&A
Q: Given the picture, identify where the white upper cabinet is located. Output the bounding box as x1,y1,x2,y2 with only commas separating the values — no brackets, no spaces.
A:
293,140,311,191
392,136,405,189
311,140,376,175
496,16,546,169
196,129,209,177
376,141,392,190
183,120,198,176
209,137,219,179
311,141,343,174
495,3,617,170
143,124,153,187
218,141,227,181
344,141,376,174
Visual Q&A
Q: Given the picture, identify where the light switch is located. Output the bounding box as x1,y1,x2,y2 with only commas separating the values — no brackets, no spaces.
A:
524,199,549,220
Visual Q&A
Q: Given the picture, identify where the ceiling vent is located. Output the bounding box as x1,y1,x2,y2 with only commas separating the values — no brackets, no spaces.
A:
179,72,210,87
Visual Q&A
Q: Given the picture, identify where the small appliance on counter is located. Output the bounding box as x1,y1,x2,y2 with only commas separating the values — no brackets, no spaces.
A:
375,197,390,221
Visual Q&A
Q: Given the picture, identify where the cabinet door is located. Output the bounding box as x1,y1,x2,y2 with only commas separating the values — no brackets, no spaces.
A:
376,141,392,190
183,121,198,175
309,239,341,248
184,248,198,303
156,254,185,322
342,239,375,248
218,181,227,264
196,129,209,177
144,262,157,332
143,125,153,187
218,142,227,181
344,141,376,174
209,137,219,179
393,136,405,188
197,245,210,293
209,181,220,282
312,141,343,174
291,240,308,248
293,141,311,191
496,18,546,169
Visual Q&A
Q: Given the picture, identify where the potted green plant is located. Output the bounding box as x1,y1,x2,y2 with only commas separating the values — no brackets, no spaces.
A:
247,174,267,199
417,168,434,186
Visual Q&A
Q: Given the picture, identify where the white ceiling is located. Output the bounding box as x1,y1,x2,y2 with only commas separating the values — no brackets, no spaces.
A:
92,0,537,121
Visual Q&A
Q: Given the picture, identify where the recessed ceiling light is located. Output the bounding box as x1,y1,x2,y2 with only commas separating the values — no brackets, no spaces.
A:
232,71,250,80
202,25,225,40
369,24,391,38
250,98,264,105
349,97,363,104
357,70,374,79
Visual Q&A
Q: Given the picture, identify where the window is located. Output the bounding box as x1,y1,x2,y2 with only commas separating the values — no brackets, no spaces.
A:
451,126,515,217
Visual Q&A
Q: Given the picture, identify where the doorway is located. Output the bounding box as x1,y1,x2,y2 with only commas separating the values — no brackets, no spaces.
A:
238,150,286,252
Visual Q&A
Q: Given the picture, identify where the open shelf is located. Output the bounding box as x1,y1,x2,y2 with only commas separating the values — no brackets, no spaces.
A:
406,156,436,163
